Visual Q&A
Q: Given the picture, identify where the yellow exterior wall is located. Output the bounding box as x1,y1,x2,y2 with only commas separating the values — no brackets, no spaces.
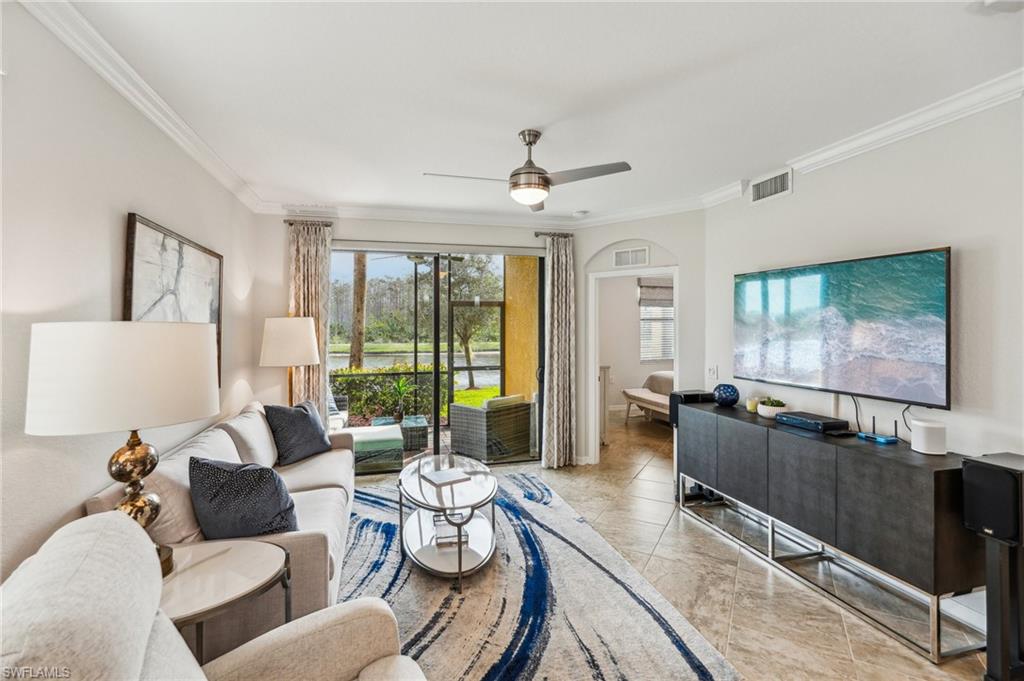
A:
504,256,539,399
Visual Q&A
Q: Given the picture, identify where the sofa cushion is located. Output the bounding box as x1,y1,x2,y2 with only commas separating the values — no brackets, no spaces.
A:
276,448,355,496
292,487,350,576
189,458,298,540
165,425,243,464
265,401,332,466
217,408,278,468
0,512,161,681
358,655,427,681
84,428,241,529
139,611,205,681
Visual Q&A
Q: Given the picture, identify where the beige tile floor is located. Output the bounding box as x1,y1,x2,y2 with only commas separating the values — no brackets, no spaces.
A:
361,417,989,680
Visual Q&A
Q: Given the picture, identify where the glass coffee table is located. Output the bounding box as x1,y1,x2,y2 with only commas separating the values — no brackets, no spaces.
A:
397,453,497,592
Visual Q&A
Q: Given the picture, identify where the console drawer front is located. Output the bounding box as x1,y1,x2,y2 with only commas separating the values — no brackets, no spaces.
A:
678,407,717,488
836,449,935,592
717,418,768,512
768,430,837,545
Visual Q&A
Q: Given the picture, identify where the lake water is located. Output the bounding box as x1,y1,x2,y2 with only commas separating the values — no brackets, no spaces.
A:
329,351,501,389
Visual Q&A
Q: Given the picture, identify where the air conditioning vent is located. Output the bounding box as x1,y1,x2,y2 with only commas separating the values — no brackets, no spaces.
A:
613,247,649,268
750,169,793,204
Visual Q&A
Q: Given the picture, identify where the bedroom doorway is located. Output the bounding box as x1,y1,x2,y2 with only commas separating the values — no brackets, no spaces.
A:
587,265,680,465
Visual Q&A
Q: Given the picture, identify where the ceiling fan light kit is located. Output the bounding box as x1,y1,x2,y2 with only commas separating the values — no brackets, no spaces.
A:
427,128,631,213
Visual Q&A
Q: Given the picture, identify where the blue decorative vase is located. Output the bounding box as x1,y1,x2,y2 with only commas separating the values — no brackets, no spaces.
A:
713,383,740,407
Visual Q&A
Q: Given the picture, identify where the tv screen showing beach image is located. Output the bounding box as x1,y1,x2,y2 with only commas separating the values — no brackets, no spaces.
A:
733,249,949,408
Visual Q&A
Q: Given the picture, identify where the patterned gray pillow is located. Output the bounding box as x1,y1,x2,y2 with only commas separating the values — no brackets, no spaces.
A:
188,457,297,540
264,400,332,466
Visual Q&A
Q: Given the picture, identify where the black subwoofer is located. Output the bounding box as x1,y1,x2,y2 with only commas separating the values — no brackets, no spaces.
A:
963,453,1024,681
964,456,1023,545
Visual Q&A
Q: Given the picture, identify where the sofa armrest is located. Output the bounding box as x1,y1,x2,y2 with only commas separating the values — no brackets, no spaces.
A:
258,529,332,616
202,598,401,681
329,430,354,451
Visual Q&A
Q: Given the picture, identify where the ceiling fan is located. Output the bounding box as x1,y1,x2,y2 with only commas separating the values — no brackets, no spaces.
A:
424,129,631,212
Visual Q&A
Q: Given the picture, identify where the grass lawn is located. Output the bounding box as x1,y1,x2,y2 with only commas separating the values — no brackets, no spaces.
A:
452,385,500,407
328,341,500,354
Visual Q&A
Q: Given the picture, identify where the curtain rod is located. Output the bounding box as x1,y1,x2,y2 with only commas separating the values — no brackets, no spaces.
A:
534,231,573,238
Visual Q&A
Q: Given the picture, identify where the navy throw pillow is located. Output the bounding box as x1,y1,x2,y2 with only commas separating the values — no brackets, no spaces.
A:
265,400,332,466
189,457,297,540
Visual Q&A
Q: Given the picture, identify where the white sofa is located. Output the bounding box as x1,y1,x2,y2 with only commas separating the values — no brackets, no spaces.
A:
0,511,425,681
85,401,356,660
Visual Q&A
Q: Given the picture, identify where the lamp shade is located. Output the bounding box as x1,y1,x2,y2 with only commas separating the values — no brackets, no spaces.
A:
25,322,219,436
259,317,320,367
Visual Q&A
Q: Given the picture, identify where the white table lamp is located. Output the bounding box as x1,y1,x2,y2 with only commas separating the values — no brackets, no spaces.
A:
260,317,320,405
25,322,219,573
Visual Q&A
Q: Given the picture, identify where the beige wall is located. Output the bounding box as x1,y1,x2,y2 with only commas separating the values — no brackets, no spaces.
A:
1,4,278,578
598,276,673,407
704,100,1023,456
574,215,705,461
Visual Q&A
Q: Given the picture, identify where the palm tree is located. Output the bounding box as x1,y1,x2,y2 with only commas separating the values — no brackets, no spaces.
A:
350,252,367,369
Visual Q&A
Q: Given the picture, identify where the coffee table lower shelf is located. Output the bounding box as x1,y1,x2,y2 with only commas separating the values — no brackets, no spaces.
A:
400,508,495,584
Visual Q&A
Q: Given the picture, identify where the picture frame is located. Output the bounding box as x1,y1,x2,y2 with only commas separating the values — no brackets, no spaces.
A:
123,213,223,382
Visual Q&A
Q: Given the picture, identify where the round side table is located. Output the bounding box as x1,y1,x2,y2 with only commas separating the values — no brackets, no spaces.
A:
397,452,498,592
161,540,291,663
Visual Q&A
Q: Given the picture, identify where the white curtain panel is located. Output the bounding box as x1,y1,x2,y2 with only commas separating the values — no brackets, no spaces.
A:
542,234,576,468
286,219,333,422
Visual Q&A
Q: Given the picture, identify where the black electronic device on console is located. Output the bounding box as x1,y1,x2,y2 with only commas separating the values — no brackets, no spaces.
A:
775,411,850,433
669,390,716,427
963,453,1024,681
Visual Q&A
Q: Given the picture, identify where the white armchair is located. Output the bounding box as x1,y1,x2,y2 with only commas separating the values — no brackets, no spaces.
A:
0,512,426,681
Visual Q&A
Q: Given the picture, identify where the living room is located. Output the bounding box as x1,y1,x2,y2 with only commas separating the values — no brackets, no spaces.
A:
2,2,1022,680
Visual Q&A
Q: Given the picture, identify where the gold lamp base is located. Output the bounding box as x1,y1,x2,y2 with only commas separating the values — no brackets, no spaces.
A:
108,429,172,576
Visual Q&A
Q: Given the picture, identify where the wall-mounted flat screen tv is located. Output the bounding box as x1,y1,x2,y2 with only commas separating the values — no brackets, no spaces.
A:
733,247,950,409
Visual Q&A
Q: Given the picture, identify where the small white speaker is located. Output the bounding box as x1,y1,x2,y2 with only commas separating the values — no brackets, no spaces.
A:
911,419,947,455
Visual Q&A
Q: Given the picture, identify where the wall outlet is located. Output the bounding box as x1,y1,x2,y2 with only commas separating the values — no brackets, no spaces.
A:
707,365,719,381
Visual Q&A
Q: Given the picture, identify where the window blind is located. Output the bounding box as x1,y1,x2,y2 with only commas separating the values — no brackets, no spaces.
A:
638,276,674,362
640,306,675,362
638,277,673,307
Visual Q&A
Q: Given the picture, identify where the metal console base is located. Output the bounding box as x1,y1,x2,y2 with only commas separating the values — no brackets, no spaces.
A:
679,474,984,665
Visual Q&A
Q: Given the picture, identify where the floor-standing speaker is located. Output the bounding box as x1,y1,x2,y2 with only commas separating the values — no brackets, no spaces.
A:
963,453,1024,681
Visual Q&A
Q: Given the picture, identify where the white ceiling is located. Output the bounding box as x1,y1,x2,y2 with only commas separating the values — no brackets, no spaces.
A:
71,2,1023,223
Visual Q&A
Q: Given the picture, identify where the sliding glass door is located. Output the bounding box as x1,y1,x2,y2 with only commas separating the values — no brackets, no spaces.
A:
327,249,543,474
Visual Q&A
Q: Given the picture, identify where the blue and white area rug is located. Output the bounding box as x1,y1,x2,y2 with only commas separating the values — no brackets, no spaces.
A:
338,473,738,680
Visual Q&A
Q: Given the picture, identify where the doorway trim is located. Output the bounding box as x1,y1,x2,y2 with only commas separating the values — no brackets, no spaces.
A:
585,265,680,465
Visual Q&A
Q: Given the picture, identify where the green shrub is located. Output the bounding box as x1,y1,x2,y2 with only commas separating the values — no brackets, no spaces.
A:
329,363,451,421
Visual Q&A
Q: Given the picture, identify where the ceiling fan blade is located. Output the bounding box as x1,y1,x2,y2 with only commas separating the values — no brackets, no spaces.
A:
423,172,506,183
546,162,632,186
530,202,545,213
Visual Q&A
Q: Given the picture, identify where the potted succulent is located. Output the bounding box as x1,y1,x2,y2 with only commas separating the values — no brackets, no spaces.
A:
390,376,416,423
757,397,787,420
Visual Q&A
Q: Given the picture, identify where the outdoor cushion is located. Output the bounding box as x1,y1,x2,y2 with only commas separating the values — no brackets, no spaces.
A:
217,409,278,468
276,448,355,497
346,425,404,453
483,394,525,410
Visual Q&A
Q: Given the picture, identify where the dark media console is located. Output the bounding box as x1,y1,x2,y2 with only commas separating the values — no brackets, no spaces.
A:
676,402,983,595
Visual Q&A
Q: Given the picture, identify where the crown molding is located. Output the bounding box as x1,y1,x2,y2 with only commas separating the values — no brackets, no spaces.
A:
20,0,263,212
25,0,1021,228
266,201,581,229
788,68,1024,174
699,181,746,208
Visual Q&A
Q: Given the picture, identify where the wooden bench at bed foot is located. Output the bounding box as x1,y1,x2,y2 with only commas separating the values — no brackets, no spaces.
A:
621,388,671,421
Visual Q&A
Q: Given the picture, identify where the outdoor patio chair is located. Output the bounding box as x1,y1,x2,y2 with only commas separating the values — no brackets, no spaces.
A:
449,395,533,463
